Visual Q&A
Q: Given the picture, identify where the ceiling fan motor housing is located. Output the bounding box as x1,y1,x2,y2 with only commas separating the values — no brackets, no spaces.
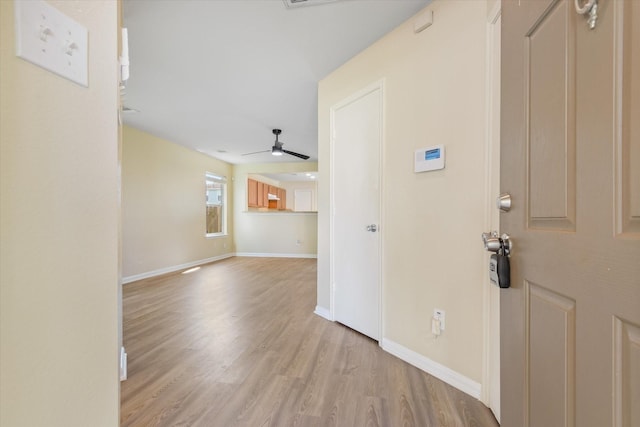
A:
272,129,284,155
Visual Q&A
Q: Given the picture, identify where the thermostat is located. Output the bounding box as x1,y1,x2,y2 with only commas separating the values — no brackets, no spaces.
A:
415,145,445,172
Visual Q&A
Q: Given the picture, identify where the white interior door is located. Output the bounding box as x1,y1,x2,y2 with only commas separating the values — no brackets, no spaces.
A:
331,82,382,341
294,189,312,212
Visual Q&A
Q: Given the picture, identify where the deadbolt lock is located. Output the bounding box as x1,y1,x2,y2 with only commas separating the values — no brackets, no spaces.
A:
497,193,512,212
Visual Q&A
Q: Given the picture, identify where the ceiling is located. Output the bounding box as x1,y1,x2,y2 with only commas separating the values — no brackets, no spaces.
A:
122,0,431,165
258,171,318,182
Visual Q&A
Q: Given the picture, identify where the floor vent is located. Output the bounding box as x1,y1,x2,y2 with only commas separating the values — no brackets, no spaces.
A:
120,346,128,381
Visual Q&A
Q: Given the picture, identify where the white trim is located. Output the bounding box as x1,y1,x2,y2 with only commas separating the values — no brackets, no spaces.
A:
382,338,482,400
488,0,501,25
205,233,229,239
482,2,502,419
205,172,227,182
206,172,228,236
379,81,387,342
122,253,234,284
235,252,317,259
314,305,333,321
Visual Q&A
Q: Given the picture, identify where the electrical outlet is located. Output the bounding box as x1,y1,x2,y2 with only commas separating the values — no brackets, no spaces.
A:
433,309,445,331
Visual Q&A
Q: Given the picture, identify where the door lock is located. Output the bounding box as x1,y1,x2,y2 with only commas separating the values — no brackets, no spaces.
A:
482,231,502,252
366,224,378,232
497,193,512,212
482,231,512,255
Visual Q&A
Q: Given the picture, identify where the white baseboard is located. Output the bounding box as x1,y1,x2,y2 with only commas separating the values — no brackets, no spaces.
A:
235,252,317,259
314,305,333,321
122,253,234,284
381,338,481,400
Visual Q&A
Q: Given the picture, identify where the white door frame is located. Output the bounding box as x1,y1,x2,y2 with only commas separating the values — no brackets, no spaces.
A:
328,79,385,341
481,0,502,420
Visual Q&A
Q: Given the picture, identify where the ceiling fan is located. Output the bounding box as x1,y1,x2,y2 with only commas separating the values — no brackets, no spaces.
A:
242,129,310,160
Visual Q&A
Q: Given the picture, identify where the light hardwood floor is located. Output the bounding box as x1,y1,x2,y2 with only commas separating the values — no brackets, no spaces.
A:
121,257,498,427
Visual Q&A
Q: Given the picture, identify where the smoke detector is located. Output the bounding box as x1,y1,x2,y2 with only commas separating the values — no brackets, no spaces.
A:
283,0,339,9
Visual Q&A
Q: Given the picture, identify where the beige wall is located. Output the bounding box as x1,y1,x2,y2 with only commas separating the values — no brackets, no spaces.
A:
234,163,318,256
122,126,234,279
0,1,120,425
318,0,488,384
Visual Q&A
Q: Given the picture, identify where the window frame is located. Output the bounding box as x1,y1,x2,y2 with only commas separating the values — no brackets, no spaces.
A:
205,172,227,238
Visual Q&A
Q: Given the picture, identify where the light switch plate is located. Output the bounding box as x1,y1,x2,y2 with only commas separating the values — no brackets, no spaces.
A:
14,0,88,87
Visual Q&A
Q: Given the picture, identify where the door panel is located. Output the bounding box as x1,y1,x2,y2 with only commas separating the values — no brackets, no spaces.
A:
616,0,640,235
501,1,640,426
526,0,576,230
331,84,382,341
527,282,575,427
614,317,640,427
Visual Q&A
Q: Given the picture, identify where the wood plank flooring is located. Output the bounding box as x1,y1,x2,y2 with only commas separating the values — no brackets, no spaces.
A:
121,257,498,427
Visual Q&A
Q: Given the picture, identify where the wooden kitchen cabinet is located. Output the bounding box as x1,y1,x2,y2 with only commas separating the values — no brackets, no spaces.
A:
247,179,258,207
261,182,269,207
257,182,266,207
277,188,286,210
247,179,287,210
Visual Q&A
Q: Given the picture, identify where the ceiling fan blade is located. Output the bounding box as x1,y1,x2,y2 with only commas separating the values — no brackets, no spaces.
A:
241,149,271,156
283,149,310,160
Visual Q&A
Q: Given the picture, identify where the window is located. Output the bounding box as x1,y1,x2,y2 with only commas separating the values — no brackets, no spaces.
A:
206,173,226,236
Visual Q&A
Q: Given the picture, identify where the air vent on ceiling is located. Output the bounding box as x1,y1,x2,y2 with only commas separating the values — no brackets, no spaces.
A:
283,0,338,9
